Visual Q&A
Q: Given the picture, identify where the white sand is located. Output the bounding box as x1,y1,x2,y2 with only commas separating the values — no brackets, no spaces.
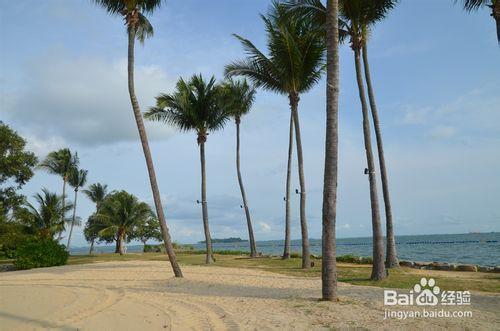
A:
0,261,498,330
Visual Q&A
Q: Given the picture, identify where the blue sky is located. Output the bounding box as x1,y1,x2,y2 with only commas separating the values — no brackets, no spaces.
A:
1,0,499,247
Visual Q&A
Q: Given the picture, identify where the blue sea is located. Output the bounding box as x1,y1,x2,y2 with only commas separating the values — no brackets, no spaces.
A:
71,232,500,266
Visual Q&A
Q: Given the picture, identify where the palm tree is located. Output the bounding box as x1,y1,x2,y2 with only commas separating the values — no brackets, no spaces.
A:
145,74,229,264
39,148,79,240
284,0,391,279
66,168,88,251
96,191,153,255
459,0,500,43
19,188,73,240
83,183,108,255
220,79,258,258
225,2,324,268
321,0,341,301
93,0,182,277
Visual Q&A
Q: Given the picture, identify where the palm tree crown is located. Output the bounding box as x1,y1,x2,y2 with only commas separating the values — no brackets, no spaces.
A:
220,79,256,123
19,188,73,239
83,183,109,208
93,0,162,42
225,2,325,96
145,74,229,143
39,148,79,181
69,168,88,192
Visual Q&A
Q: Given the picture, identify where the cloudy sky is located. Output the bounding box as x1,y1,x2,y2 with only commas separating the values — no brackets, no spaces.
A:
1,0,499,247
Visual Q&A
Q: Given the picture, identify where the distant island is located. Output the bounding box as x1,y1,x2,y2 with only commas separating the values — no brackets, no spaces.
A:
198,237,247,244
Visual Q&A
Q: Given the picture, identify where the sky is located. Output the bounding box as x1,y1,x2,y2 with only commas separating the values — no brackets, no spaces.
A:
1,0,499,247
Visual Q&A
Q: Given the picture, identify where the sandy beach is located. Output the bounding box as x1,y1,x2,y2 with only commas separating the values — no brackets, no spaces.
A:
0,261,498,330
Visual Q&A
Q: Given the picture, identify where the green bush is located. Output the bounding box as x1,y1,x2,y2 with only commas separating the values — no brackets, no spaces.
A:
143,244,165,253
336,254,373,264
14,239,68,270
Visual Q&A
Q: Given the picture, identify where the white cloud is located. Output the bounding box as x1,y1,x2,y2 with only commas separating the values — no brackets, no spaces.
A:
428,125,458,139
259,221,271,233
1,53,177,147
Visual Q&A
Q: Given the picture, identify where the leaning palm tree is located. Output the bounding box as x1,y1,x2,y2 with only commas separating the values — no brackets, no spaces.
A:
66,168,88,251
96,191,153,255
225,2,324,268
83,183,109,211
459,0,500,43
19,188,73,240
93,0,182,277
220,79,258,258
39,148,79,240
83,183,108,254
145,74,229,264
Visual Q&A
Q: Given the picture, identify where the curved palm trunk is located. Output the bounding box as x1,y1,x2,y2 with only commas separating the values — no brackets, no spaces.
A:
57,178,67,241
362,43,399,269
66,189,78,252
89,239,94,255
235,119,257,258
289,93,310,269
127,28,182,277
283,112,294,259
354,48,386,280
199,140,214,264
322,0,340,301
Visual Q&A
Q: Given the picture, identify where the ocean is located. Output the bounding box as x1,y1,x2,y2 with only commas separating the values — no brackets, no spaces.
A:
71,232,500,266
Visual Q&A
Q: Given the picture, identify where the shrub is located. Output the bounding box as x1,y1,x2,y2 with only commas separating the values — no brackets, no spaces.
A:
336,254,373,264
143,244,164,253
14,239,68,270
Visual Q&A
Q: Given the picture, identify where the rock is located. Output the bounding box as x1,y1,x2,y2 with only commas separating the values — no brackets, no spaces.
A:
414,261,431,268
0,264,15,272
493,266,500,273
478,266,493,273
399,260,414,267
430,262,453,271
456,264,478,272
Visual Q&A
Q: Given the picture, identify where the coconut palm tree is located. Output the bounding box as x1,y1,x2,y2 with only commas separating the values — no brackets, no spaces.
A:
83,183,108,254
284,0,393,279
220,79,258,258
93,0,182,277
145,74,229,264
96,191,153,255
39,148,79,240
66,168,88,251
225,2,324,268
19,188,73,240
459,0,500,43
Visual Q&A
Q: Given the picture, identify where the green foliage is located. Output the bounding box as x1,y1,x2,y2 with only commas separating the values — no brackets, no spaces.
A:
17,188,73,239
39,148,79,182
0,122,38,216
14,239,68,270
219,79,256,120
82,183,108,208
143,243,164,253
0,219,35,259
145,74,229,139
130,216,162,244
225,2,325,95
337,254,373,264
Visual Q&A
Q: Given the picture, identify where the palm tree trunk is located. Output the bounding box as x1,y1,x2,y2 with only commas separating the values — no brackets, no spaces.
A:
127,28,182,277
289,93,310,269
493,1,500,44
89,239,94,255
117,229,125,256
115,235,120,253
322,0,340,301
362,43,399,269
66,189,78,252
354,48,386,280
283,112,294,259
199,140,214,264
235,119,257,258
57,178,67,241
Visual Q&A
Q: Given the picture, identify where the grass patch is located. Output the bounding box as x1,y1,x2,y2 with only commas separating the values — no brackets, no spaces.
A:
63,253,500,293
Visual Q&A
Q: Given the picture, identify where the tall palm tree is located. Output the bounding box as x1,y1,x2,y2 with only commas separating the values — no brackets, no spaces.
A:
66,168,88,251
459,0,500,43
145,74,229,264
220,79,258,258
39,148,79,240
321,0,340,301
225,2,324,268
93,0,182,277
19,188,73,240
96,191,153,255
83,183,108,254
285,0,392,279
